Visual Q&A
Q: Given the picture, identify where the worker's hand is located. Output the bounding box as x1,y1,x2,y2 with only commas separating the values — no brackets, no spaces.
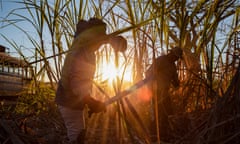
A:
109,36,127,52
82,96,106,117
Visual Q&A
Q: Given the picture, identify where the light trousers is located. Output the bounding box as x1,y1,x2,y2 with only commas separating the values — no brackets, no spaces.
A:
58,105,85,141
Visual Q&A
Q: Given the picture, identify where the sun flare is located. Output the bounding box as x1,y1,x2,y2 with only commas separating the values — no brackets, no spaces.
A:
96,56,133,85
101,62,118,81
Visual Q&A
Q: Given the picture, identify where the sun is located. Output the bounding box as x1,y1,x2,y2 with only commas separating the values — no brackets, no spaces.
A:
101,62,118,82
95,56,133,85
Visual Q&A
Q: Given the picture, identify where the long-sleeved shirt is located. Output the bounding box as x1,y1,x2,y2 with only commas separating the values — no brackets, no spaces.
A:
55,31,97,109
146,55,180,91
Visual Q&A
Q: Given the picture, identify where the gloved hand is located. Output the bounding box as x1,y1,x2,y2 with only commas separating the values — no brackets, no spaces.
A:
82,96,106,117
109,36,127,52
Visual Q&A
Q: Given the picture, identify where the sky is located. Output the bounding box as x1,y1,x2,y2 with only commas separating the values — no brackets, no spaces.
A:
1,0,239,83
1,0,238,60
0,0,33,57
0,0,134,82
0,0,102,59
0,0,65,82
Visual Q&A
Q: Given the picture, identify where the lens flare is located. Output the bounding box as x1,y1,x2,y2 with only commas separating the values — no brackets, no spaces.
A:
96,56,132,85
136,85,152,102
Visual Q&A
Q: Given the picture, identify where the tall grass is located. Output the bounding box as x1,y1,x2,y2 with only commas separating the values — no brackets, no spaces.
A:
1,0,240,143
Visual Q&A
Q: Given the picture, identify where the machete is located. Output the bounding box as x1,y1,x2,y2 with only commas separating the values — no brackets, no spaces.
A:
104,76,152,106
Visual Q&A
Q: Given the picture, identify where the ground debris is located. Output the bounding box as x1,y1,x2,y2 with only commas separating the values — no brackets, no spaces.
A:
0,111,67,144
0,119,24,144
0,65,240,144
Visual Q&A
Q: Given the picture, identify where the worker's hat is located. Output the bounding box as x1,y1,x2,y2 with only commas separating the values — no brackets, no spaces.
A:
75,18,106,37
